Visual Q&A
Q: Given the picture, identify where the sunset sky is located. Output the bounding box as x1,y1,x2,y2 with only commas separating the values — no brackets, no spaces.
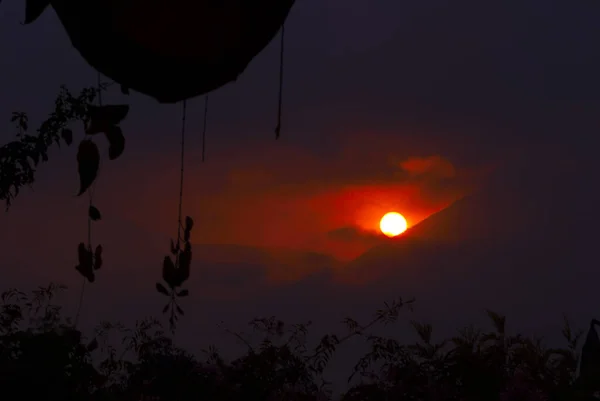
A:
2,0,600,382
5,0,595,256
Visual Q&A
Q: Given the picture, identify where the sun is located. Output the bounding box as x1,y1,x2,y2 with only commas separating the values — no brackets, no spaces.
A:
379,212,408,237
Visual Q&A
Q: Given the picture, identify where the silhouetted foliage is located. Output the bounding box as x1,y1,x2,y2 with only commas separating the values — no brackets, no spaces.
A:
1,84,203,330
89,205,102,221
2,283,600,401
74,242,103,283
0,84,129,209
157,217,194,332
1,85,133,321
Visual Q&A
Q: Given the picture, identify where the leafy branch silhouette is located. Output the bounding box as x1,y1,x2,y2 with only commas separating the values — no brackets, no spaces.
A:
156,216,194,332
74,242,103,284
0,84,129,209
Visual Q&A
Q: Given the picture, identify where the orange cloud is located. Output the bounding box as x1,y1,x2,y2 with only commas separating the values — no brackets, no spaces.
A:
328,226,384,243
94,135,480,265
0,127,499,299
228,168,272,189
399,155,456,179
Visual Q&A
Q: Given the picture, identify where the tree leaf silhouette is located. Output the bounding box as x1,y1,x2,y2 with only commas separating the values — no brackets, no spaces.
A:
85,105,130,135
170,239,179,255
93,245,103,270
162,256,177,288
77,243,92,268
183,217,193,242
38,143,48,162
76,244,85,264
162,304,169,313
155,283,169,296
485,309,506,335
75,242,94,282
105,126,125,160
61,128,73,146
28,149,39,166
185,216,194,231
77,140,99,196
176,305,184,316
24,0,51,24
177,242,192,285
2,85,110,210
177,289,189,297
86,337,98,352
88,205,101,221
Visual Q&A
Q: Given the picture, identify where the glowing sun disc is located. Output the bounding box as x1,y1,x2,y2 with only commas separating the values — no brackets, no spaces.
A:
379,212,407,237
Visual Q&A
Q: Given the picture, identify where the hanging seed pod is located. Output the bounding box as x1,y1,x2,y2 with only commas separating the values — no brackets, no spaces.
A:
24,0,295,103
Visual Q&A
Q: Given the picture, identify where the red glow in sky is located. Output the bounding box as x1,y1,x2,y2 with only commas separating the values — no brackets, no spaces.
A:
106,138,478,263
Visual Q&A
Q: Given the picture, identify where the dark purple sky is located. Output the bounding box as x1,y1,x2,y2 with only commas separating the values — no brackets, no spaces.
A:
2,0,600,392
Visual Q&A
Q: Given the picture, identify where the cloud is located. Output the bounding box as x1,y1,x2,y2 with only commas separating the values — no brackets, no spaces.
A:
227,168,273,190
327,226,385,243
399,155,456,180
163,146,478,261
30,128,480,265
196,263,267,289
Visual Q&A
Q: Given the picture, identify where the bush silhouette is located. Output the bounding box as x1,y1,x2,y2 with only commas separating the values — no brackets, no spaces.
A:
1,283,600,401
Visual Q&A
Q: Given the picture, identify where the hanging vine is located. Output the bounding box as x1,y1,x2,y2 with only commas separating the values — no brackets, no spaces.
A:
202,96,208,162
274,23,286,140
73,90,128,289
73,73,108,326
155,100,193,333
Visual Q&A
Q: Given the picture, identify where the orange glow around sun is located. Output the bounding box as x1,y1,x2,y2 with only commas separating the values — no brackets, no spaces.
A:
379,212,408,237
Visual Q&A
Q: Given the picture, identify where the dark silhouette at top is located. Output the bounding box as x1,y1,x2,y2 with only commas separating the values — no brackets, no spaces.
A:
22,0,295,103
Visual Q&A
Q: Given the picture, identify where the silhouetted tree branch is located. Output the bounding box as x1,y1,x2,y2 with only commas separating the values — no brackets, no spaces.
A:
0,83,128,210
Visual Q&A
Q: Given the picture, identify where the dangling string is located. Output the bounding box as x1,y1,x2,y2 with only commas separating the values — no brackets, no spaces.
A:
201,96,209,162
74,71,103,328
176,100,187,247
274,23,285,140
